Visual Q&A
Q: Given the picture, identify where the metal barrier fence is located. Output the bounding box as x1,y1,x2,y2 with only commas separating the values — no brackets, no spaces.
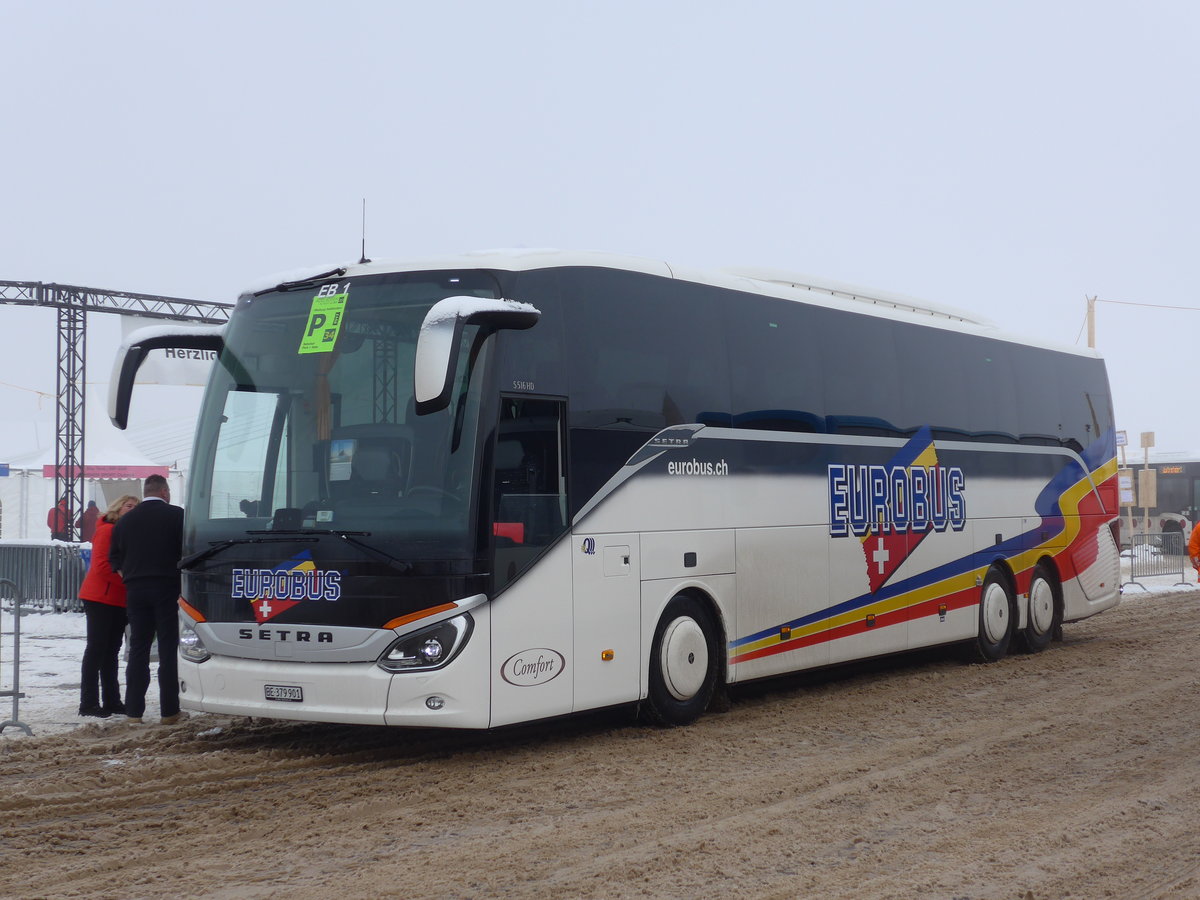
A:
0,577,33,735
1123,531,1191,590
0,542,87,613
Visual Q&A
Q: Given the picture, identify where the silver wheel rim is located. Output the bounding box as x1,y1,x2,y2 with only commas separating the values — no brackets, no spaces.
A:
1029,577,1055,635
982,581,1009,644
660,616,709,701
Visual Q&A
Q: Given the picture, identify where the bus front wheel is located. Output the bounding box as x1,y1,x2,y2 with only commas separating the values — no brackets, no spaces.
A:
972,568,1015,662
642,595,718,726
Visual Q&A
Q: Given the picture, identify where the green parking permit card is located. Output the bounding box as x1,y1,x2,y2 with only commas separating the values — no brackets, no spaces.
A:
299,291,348,354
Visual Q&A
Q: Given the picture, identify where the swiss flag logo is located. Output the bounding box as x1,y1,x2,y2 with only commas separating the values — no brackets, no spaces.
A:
858,429,939,593
861,529,925,594
251,552,317,624
252,596,302,625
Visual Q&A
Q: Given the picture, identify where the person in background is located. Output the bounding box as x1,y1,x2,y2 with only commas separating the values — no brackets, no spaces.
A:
47,496,70,541
77,500,101,543
78,494,139,717
1188,518,1200,581
109,474,185,726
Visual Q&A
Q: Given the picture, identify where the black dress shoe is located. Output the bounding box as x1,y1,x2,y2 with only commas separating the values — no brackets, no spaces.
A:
104,702,127,715
79,705,112,718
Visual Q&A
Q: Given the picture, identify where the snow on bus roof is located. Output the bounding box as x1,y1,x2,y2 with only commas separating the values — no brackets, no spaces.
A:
239,249,1100,360
419,296,540,329
115,321,227,355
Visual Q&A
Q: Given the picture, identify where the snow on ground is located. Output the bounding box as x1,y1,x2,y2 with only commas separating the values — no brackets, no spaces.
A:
1,556,1196,741
0,609,177,739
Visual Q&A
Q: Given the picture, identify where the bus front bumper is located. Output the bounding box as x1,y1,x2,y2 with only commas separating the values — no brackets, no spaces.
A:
178,651,491,729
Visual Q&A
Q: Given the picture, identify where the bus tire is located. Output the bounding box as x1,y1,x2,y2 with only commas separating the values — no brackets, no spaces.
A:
642,594,718,727
972,568,1015,662
1018,563,1060,654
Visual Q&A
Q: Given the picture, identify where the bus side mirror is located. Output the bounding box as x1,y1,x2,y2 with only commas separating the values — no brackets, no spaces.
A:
414,297,539,414
109,324,226,429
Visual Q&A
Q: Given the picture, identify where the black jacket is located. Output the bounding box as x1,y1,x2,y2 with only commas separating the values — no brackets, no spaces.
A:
109,498,184,588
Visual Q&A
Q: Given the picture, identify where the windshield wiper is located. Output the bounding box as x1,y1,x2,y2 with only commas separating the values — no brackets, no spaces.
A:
250,528,414,574
255,267,347,296
178,535,319,570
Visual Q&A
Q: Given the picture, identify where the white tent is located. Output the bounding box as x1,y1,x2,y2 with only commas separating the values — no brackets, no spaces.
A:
0,402,186,540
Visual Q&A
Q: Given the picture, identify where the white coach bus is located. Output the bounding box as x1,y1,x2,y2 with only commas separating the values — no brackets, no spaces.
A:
110,251,1121,728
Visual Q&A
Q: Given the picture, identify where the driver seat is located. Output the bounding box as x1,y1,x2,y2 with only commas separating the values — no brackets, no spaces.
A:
347,444,404,498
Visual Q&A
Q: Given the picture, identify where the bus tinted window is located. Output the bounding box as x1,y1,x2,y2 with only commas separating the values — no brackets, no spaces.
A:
820,310,904,437
725,293,825,432
966,337,1019,442
562,269,729,428
895,323,972,439
1011,343,1061,445
1056,355,1113,451
559,269,731,515
498,270,568,399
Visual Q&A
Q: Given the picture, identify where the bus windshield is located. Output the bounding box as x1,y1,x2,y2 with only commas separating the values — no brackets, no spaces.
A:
186,271,499,561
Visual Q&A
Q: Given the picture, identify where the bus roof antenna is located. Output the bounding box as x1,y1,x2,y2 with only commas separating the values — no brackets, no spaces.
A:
358,198,371,264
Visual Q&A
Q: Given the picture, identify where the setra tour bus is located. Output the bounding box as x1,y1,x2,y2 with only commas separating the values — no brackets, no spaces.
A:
109,250,1121,728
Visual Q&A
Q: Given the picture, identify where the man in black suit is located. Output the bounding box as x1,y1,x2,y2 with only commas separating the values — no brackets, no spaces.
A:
110,474,185,725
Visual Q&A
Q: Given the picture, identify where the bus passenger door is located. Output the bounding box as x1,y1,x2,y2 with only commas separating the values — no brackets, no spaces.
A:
572,533,641,711
489,397,574,727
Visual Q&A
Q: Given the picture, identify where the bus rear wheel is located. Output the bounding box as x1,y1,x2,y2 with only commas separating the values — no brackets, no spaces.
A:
1018,563,1060,653
642,595,718,727
972,568,1015,662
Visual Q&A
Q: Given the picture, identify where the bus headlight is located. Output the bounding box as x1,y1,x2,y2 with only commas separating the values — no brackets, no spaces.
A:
419,638,444,663
179,613,210,663
378,614,472,673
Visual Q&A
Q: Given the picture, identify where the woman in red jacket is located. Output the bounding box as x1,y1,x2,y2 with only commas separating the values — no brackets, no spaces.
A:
78,494,139,717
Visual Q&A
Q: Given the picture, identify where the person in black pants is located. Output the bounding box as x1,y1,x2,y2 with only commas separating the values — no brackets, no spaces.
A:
109,474,185,725
78,494,139,717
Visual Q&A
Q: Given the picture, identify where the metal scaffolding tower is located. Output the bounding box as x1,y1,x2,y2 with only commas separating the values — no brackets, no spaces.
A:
0,281,232,540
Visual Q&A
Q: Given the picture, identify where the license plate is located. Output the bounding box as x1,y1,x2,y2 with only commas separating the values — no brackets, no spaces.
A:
264,684,303,702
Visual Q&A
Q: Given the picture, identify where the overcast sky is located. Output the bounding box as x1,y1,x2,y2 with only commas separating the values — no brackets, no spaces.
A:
2,0,1198,459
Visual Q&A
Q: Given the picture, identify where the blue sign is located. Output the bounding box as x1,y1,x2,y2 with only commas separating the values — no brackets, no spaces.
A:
0,464,9,477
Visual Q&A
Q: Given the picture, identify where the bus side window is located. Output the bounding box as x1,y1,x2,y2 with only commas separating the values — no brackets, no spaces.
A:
493,397,568,592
